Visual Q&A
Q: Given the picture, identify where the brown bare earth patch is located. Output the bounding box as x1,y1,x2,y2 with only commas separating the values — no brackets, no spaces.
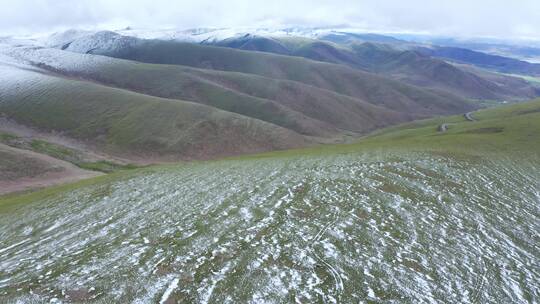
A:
0,143,102,195
0,116,135,164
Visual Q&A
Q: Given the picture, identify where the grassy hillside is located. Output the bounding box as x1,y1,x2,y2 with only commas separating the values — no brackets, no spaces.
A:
230,98,540,163
0,65,309,160
360,98,540,153
62,32,474,116
0,99,538,303
13,47,408,136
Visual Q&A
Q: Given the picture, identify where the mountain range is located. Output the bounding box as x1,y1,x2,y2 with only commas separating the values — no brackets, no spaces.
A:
1,27,539,164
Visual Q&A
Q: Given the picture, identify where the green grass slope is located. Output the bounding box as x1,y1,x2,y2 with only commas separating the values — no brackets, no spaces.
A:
295,97,540,157
363,98,540,152
216,97,540,165
0,65,309,160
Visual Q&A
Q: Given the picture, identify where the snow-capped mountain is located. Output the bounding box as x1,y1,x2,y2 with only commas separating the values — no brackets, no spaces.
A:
1,27,384,49
41,29,95,48
114,27,349,43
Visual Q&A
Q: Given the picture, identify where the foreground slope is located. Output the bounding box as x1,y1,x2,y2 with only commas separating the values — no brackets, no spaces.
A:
1,100,538,303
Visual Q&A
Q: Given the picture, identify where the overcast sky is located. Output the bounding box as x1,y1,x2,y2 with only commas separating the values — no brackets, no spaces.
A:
1,0,539,39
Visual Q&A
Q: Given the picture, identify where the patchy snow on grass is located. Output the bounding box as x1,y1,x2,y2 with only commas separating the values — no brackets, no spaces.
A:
0,153,539,303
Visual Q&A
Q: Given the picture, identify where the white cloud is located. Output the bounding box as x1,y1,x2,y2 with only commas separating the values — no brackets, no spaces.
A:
0,0,539,39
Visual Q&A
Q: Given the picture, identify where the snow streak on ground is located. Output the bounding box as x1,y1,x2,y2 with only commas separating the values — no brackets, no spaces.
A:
0,152,539,303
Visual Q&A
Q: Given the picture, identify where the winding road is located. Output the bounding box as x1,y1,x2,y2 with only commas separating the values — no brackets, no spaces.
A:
439,111,477,132
465,112,476,122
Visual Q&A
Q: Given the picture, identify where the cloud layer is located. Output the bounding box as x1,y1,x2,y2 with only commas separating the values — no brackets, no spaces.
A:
1,0,539,39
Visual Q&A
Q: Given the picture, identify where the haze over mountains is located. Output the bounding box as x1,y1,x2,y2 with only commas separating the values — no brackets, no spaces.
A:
1,27,539,164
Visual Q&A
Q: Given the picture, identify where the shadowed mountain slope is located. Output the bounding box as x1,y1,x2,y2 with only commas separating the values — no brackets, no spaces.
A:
200,34,538,101
351,43,539,100
417,46,540,76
